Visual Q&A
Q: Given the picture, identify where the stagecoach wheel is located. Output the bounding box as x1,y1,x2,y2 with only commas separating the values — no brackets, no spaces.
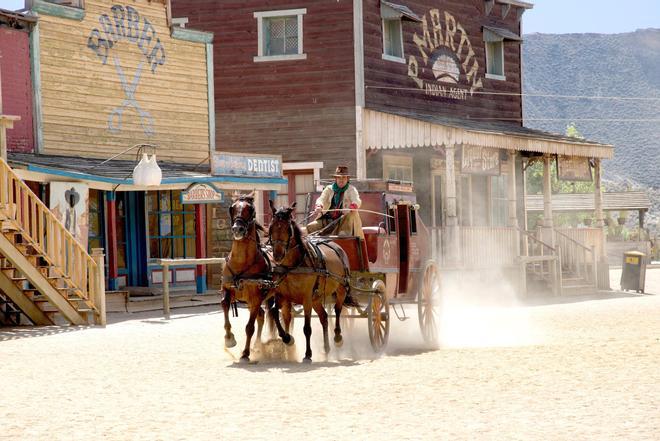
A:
367,280,389,353
418,260,441,347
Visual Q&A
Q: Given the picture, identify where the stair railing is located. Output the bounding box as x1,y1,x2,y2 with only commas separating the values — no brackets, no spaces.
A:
554,228,597,287
0,158,102,320
518,227,560,295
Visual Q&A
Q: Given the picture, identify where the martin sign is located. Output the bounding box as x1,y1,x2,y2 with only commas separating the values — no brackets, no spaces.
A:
407,9,483,100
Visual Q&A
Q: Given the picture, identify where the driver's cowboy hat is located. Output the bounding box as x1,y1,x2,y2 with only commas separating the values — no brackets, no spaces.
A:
64,187,80,206
331,165,352,178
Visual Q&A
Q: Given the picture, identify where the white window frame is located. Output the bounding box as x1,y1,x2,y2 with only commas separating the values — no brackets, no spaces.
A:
254,8,307,62
283,161,324,191
485,40,506,80
381,18,405,63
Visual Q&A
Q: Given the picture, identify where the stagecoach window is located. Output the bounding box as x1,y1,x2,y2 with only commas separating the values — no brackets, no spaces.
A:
388,206,396,233
410,207,418,235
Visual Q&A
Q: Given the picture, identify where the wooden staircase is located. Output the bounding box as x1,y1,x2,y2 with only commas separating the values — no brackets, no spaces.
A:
0,158,105,326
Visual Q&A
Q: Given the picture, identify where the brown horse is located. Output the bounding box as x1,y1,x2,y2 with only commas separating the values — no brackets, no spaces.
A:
221,196,272,363
267,201,358,362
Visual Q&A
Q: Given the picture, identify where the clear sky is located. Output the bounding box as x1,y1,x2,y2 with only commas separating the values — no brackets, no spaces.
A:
524,0,659,34
1,0,659,34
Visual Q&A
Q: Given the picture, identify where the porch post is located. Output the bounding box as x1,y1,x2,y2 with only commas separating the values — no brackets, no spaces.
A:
195,204,207,294
508,151,518,228
542,155,554,232
594,159,605,230
541,155,558,295
106,191,119,291
445,144,459,264
594,158,610,289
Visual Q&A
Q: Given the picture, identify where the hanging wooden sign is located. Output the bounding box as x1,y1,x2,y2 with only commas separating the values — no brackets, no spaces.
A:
557,155,592,182
181,183,223,204
461,146,500,175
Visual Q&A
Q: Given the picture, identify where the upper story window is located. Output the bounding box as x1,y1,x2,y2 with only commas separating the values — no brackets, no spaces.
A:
254,9,307,62
382,18,404,62
380,1,421,63
483,25,522,81
485,40,505,79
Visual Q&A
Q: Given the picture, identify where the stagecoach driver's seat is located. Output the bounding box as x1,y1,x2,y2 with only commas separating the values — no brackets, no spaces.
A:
305,165,364,239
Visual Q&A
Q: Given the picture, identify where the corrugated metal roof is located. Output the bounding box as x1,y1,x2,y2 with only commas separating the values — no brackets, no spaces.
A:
8,152,287,188
525,191,651,212
363,108,614,159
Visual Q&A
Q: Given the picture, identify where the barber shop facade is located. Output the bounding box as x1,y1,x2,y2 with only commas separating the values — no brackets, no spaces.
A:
5,0,286,292
175,0,613,293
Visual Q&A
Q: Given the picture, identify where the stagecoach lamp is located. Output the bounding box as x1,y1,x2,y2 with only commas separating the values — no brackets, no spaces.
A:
412,203,420,211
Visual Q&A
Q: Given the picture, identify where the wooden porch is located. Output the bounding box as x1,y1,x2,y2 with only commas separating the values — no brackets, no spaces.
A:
431,225,605,296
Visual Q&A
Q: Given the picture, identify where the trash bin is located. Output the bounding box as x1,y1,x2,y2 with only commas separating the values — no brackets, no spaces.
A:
620,251,646,293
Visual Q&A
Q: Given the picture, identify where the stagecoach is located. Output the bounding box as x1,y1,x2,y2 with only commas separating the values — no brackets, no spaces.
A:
304,180,441,352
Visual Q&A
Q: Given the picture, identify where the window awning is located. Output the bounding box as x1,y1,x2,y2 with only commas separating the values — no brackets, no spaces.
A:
8,153,288,192
483,25,522,42
363,108,614,159
380,1,422,22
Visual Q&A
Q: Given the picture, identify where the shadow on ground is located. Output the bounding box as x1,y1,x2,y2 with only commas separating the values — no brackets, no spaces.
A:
522,290,653,307
0,325,94,342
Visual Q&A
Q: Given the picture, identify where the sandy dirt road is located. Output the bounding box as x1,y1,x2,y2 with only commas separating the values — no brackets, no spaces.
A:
1,269,659,440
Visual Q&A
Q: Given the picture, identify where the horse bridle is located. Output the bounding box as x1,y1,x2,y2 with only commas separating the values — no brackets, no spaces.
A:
269,212,296,254
230,199,257,233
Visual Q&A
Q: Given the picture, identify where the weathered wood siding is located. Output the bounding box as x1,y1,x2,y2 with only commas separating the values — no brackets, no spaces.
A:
0,27,34,153
37,0,210,163
171,0,357,173
363,0,523,122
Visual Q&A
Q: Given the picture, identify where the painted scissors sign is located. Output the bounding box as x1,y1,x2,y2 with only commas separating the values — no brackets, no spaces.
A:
108,56,155,136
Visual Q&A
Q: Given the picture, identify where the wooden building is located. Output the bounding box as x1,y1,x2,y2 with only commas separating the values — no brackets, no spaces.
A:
172,0,615,295
4,0,286,302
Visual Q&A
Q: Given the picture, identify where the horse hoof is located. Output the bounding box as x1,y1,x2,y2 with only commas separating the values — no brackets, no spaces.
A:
302,357,312,364
239,356,250,364
334,335,343,347
225,335,237,348
324,344,331,354
283,335,295,346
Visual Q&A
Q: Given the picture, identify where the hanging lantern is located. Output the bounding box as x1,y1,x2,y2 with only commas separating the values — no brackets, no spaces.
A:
133,153,162,186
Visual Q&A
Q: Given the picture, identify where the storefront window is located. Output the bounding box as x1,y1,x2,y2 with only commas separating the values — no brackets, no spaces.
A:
383,155,413,183
116,197,127,269
491,175,508,227
88,189,105,252
147,190,196,259
277,170,315,223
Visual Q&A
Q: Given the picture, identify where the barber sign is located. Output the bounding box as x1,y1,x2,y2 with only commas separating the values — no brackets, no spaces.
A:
212,152,282,178
181,183,223,204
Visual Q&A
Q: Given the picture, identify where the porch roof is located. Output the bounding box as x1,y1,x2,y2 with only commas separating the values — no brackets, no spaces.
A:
525,191,651,212
363,108,614,159
8,152,287,191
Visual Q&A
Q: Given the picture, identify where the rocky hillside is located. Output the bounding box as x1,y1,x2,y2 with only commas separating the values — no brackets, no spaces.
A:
522,29,660,234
